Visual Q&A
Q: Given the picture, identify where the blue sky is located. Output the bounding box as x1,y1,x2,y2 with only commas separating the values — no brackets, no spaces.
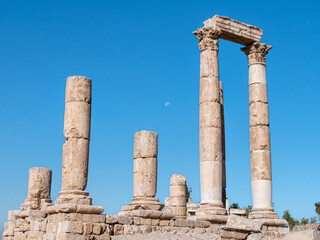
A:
1,0,319,232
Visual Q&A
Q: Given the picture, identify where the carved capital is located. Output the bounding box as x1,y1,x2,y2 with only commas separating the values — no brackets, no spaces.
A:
241,42,272,64
193,27,221,52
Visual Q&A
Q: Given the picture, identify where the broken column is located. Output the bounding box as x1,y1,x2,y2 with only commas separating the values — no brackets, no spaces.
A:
193,23,226,216
21,167,52,210
54,76,103,214
164,174,187,218
122,130,162,212
241,42,278,219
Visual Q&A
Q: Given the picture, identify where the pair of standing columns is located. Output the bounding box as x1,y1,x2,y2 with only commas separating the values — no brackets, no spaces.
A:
195,26,277,218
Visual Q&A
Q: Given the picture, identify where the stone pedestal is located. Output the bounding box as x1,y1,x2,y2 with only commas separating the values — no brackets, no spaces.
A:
241,42,278,219
20,167,52,211
165,174,187,218
193,24,226,216
54,76,103,214
121,131,163,213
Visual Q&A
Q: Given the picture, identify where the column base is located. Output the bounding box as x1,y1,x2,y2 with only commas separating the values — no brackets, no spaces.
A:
51,190,104,214
196,203,227,216
122,197,163,211
55,190,92,205
20,198,52,211
249,208,279,219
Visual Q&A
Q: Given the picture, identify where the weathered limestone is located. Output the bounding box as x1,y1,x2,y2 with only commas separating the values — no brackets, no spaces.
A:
121,130,163,213
20,167,52,210
165,174,187,218
203,15,263,45
54,76,103,214
193,21,226,216
241,42,278,219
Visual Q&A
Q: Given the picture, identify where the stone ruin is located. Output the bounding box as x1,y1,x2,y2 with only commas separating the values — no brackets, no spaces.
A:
3,15,317,240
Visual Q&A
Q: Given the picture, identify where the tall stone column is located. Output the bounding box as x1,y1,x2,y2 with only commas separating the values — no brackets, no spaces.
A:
21,167,52,210
193,27,226,215
241,42,278,219
122,130,162,211
54,76,103,214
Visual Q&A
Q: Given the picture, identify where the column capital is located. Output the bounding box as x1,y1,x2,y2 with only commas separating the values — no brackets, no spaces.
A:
193,27,221,52
241,42,272,65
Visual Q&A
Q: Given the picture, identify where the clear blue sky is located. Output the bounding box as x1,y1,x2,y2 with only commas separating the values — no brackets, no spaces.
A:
1,0,319,232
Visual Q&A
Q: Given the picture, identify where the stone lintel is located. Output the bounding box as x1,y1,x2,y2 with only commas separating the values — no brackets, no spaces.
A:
204,15,263,45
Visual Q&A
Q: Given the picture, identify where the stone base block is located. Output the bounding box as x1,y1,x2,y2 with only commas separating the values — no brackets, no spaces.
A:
196,203,227,216
122,197,163,212
55,190,92,205
47,203,104,214
118,209,175,220
249,208,279,219
20,198,53,211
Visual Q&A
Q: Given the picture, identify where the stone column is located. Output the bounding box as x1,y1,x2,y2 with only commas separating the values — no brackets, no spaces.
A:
164,174,187,218
56,76,93,205
241,42,278,219
220,81,226,208
123,130,162,211
193,26,226,216
21,167,52,210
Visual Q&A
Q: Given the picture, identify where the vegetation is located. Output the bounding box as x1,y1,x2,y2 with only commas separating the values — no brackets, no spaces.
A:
282,210,299,229
300,217,309,225
245,205,252,218
185,185,192,202
310,216,317,224
230,203,240,209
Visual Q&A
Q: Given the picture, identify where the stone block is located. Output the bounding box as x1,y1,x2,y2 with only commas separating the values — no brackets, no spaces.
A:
249,125,270,152
83,223,93,234
159,220,170,226
105,214,118,224
64,102,91,139
118,216,133,225
200,50,219,78
249,102,269,126
65,76,92,104
82,214,105,223
133,158,157,198
226,215,262,230
113,224,124,235
93,223,102,234
175,219,194,228
221,229,249,239
199,127,222,162
200,102,221,128
133,130,158,158
139,225,152,234
251,150,271,181
194,220,210,228
249,83,268,104
123,225,135,235
151,219,160,226
61,138,89,191
200,77,220,104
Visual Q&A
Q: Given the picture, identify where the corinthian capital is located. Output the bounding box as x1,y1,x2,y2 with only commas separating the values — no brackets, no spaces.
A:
241,42,272,64
193,27,221,52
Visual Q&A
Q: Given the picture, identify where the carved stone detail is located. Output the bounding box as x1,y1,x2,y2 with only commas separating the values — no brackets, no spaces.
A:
193,27,221,52
241,42,272,64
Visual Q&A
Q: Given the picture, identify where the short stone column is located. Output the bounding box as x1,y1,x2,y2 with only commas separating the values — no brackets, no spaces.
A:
122,130,162,211
164,174,187,218
21,167,52,210
54,76,103,214
241,42,278,219
193,25,226,215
